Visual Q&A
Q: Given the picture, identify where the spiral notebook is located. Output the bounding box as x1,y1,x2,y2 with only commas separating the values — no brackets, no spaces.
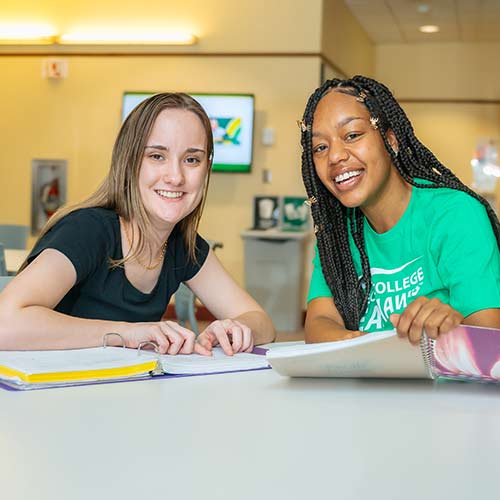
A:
0,344,269,391
266,325,500,383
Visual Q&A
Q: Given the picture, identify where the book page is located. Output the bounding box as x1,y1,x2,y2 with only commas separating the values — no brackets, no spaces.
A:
149,347,269,375
266,330,430,378
0,347,150,377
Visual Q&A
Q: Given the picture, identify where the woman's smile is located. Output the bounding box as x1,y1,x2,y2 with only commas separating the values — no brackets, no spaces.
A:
331,168,365,191
154,189,185,200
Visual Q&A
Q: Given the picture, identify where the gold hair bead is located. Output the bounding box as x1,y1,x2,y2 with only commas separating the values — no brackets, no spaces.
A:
304,196,317,207
296,119,310,133
356,91,367,103
369,117,379,130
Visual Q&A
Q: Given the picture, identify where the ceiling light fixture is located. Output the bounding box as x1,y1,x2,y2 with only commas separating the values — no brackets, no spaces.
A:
0,24,57,44
419,25,440,33
0,25,198,46
57,31,198,45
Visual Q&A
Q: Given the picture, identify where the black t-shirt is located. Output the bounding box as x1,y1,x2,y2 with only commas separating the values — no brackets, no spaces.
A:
27,208,209,322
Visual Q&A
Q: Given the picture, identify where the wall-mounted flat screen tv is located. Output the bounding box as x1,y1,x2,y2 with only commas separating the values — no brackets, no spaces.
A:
122,92,254,173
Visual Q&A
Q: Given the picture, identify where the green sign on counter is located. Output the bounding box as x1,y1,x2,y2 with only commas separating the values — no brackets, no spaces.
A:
281,196,310,231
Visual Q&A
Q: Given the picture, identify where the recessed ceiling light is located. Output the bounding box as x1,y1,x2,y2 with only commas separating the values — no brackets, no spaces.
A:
419,25,440,33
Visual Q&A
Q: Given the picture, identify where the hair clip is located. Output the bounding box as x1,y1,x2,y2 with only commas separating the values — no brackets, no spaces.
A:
304,196,317,207
296,120,310,133
369,117,379,130
356,91,368,103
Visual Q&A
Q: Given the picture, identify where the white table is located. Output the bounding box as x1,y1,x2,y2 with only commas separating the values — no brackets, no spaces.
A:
5,248,29,274
0,367,498,500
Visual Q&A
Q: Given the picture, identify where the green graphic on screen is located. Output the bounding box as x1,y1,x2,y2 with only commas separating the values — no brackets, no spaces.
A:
211,117,242,145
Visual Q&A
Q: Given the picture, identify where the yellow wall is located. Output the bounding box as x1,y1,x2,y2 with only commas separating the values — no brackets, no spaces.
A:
400,103,500,187
0,55,320,285
321,0,375,77
0,0,323,53
376,43,500,99
0,0,375,301
376,43,500,205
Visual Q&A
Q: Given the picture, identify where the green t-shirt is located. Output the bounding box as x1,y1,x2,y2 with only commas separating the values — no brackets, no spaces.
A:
307,185,500,333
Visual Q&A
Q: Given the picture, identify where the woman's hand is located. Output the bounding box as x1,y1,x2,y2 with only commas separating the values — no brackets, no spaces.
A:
116,320,204,355
390,297,463,345
196,319,254,356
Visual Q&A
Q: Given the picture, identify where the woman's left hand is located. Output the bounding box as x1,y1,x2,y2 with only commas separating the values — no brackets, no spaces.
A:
196,319,254,356
390,296,464,345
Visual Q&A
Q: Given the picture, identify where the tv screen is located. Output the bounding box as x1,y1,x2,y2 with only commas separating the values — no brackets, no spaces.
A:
122,92,254,173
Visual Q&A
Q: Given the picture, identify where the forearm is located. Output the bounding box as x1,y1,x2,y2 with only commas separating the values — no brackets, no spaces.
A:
305,315,362,343
0,304,128,350
233,310,276,345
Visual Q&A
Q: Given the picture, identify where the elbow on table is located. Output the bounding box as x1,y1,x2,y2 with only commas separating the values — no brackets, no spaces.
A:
0,301,25,349
257,310,276,344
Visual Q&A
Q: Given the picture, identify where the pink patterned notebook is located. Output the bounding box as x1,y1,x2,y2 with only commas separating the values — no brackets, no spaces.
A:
428,325,500,382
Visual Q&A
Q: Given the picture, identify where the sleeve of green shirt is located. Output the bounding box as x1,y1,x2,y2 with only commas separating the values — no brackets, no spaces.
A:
306,244,333,302
431,194,500,317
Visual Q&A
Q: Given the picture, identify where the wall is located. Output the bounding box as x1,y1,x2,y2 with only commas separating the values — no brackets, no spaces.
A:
321,0,375,77
0,0,323,53
376,42,500,204
0,0,376,304
0,55,320,286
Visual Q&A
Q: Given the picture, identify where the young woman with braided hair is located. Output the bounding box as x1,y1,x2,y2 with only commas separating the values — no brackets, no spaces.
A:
301,75,500,345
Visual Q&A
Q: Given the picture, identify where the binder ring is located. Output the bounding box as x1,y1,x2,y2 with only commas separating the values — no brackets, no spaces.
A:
137,341,164,377
137,341,160,355
103,332,126,348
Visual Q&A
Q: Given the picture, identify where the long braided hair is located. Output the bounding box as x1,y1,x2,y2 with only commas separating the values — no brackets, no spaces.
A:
300,75,500,331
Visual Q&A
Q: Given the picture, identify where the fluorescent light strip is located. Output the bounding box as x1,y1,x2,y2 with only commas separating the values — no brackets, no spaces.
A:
0,24,57,44
58,32,198,45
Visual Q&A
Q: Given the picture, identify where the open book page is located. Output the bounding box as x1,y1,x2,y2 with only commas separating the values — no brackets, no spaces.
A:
140,347,269,375
266,330,430,379
429,325,500,382
0,347,157,387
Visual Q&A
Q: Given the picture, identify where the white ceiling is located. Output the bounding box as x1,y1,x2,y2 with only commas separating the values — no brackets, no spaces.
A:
344,0,500,43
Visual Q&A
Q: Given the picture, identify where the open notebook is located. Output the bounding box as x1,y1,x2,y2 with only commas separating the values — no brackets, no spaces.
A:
266,325,500,383
0,346,269,390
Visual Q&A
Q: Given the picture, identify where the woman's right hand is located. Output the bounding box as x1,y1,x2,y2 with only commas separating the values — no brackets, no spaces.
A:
114,321,211,355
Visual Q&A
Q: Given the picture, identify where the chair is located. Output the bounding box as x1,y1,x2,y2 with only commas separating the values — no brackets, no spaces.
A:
0,243,6,276
174,241,223,335
175,283,200,335
0,224,29,249
0,275,13,292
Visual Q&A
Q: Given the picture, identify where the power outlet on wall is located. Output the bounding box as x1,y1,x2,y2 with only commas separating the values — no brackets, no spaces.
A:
262,169,272,184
